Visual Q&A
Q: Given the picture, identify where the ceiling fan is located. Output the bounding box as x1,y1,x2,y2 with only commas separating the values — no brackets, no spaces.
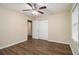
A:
22,3,47,15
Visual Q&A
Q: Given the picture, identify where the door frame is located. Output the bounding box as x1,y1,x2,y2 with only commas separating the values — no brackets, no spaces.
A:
27,20,32,37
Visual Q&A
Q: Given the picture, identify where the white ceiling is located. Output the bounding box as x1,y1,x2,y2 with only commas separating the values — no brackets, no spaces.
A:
0,3,72,17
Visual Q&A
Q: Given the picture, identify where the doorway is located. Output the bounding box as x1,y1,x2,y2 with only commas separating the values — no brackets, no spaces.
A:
27,20,32,40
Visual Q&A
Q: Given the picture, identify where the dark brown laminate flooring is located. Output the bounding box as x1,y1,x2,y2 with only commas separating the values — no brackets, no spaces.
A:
0,37,72,55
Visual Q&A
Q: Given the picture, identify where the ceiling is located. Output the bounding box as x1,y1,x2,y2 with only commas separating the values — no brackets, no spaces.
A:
0,3,72,17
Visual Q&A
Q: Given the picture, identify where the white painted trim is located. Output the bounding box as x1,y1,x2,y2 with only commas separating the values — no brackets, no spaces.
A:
69,44,75,55
38,38,70,45
70,4,79,55
48,40,70,45
71,3,78,12
0,39,27,49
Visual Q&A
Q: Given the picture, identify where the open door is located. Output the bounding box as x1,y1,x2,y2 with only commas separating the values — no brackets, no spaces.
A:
27,20,32,40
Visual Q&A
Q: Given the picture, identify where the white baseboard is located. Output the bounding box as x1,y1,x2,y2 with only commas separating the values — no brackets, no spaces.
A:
70,44,79,55
70,44,74,55
48,40,70,45
0,39,27,49
33,38,70,45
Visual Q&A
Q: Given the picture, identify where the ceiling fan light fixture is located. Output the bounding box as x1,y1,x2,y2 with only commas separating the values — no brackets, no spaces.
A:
32,10,39,15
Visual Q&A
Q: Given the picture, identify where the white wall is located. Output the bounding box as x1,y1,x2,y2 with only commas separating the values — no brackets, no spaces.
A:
77,4,79,55
49,12,71,44
0,6,31,49
36,12,71,44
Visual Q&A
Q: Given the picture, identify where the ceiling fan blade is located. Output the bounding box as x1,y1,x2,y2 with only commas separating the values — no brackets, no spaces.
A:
27,3,32,8
22,9,32,11
39,6,46,9
38,11,44,14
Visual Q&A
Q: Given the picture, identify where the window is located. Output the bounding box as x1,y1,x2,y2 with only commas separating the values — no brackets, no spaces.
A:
72,4,78,43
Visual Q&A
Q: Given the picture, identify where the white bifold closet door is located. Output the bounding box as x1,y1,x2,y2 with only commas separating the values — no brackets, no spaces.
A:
38,20,48,40
32,21,39,39
32,20,48,40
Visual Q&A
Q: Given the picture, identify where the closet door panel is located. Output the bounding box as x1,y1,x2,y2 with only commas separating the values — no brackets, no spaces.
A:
32,21,39,39
38,20,48,40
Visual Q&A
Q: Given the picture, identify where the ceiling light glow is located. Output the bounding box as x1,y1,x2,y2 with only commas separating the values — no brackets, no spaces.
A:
32,10,39,15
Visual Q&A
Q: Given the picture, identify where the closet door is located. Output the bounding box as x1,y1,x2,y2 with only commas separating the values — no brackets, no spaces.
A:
32,21,39,39
38,20,48,40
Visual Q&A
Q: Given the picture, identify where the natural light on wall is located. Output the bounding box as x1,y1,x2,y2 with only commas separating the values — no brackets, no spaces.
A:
72,4,78,43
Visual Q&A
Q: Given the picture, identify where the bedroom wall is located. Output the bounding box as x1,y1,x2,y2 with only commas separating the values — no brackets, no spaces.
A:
36,12,71,44
0,6,31,49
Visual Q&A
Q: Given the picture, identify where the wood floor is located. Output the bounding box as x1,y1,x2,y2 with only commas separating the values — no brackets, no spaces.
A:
0,36,72,55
